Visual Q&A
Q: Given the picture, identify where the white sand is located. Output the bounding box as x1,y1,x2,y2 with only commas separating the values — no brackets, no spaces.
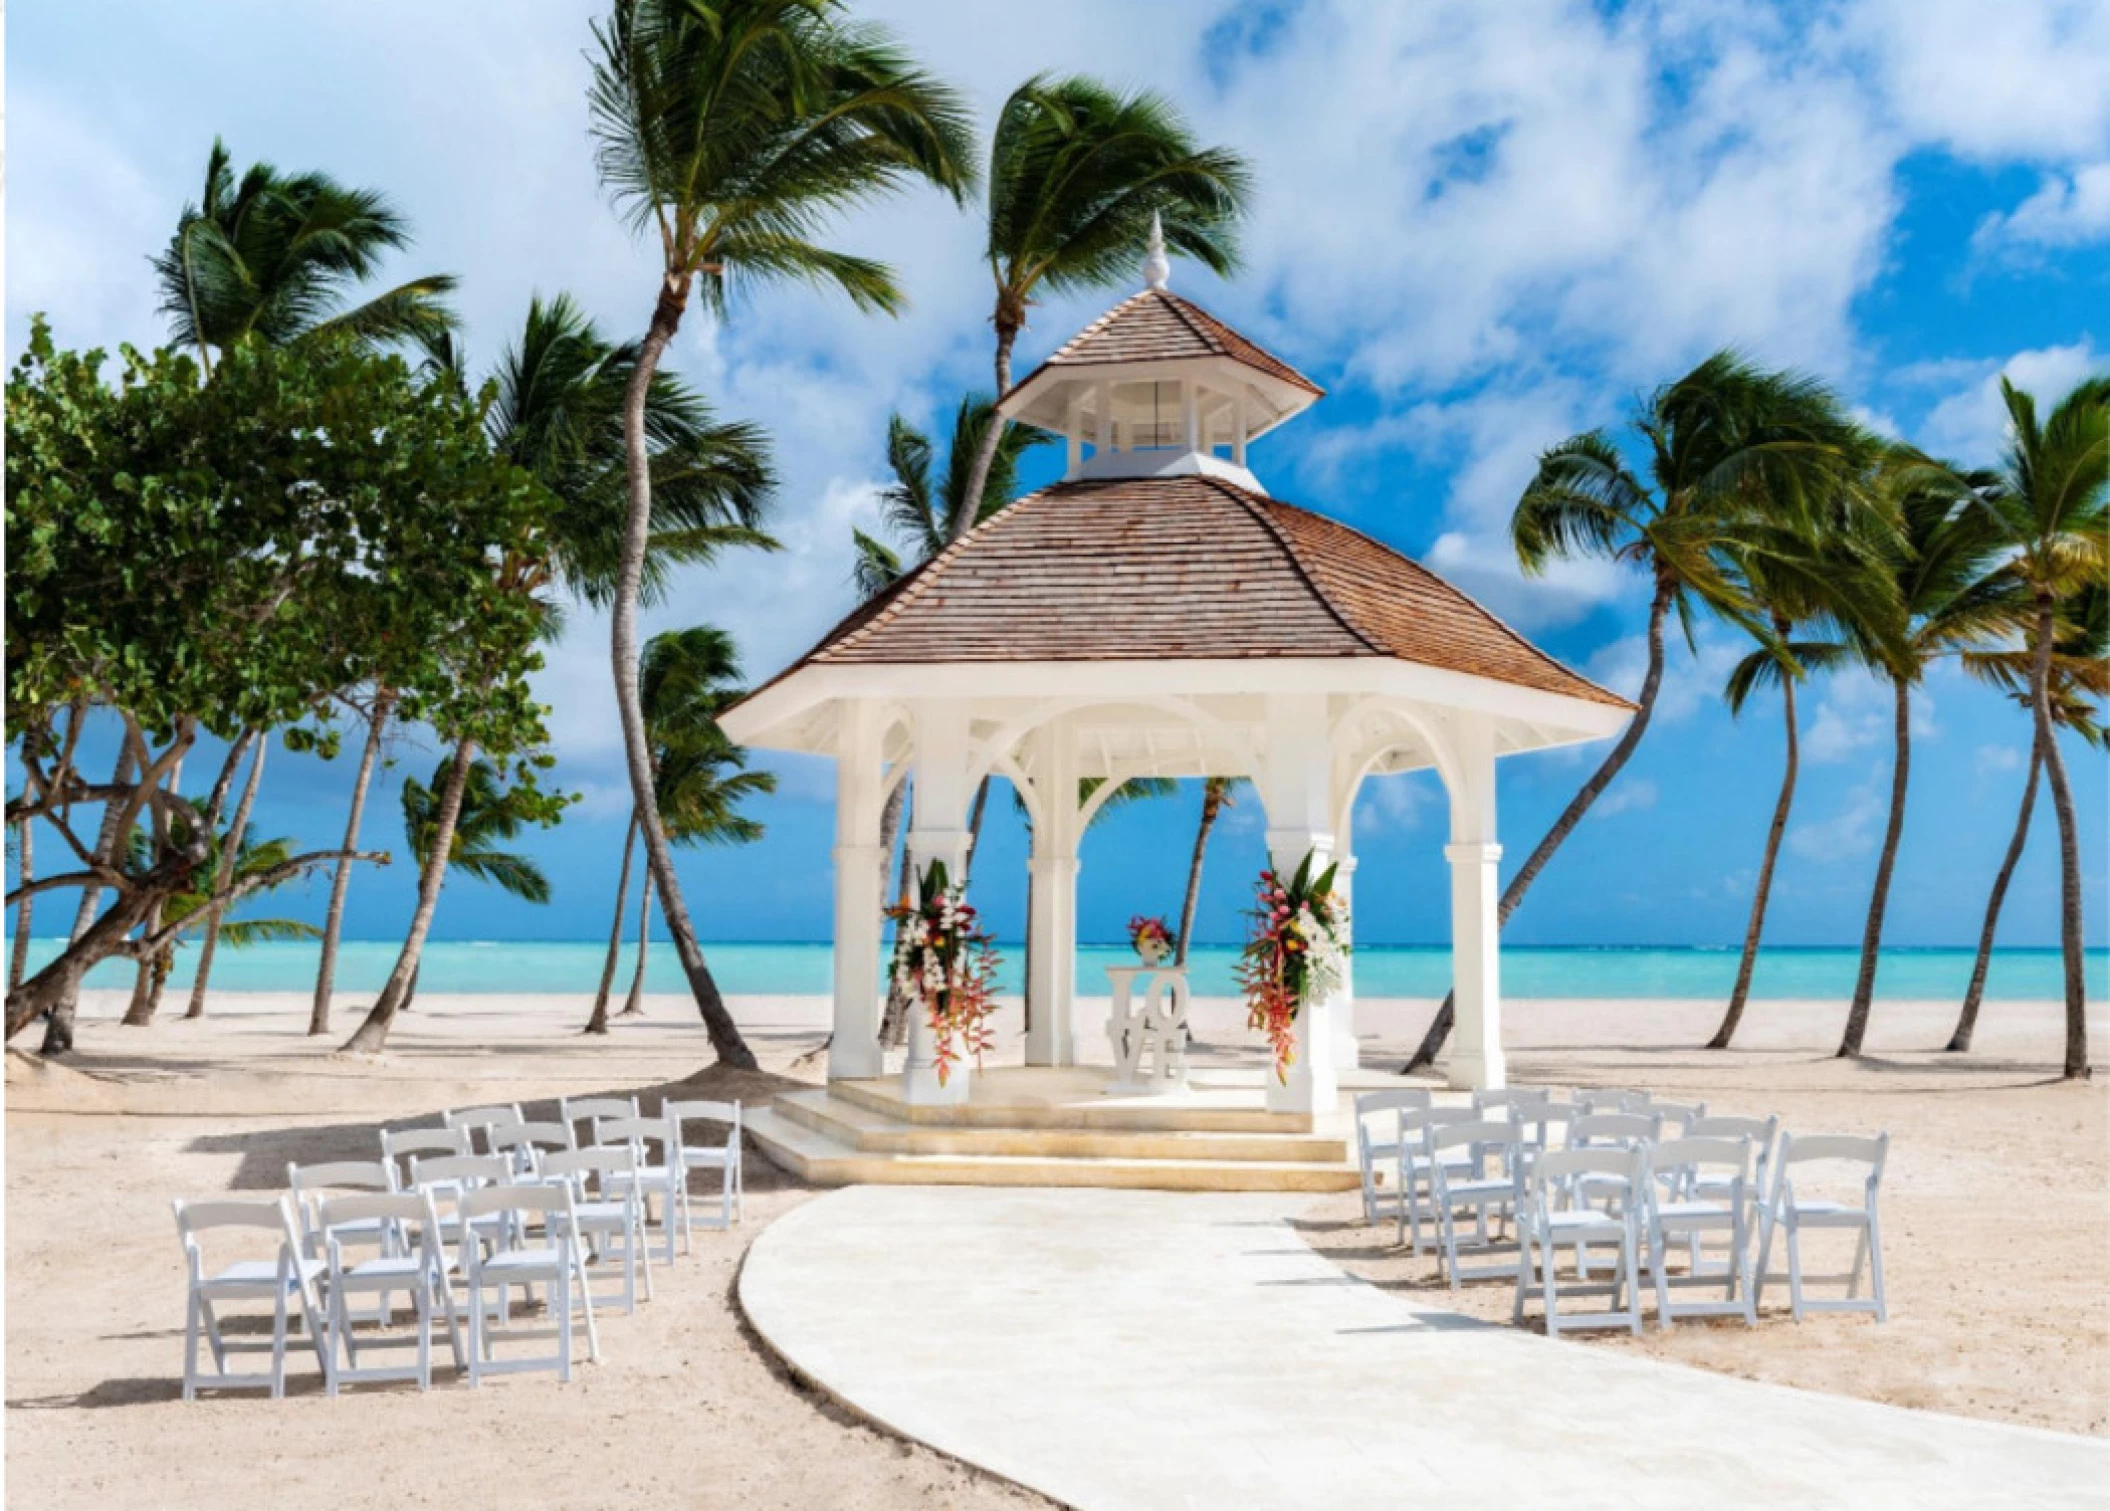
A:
4,987,2103,1511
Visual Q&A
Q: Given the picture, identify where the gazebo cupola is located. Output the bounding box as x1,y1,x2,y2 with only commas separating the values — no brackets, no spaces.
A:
997,216,1322,495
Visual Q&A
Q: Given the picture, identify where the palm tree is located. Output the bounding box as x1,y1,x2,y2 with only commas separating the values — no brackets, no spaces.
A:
1971,377,2108,1078
183,732,269,1019
339,297,774,1051
1706,502,1899,1049
953,74,1253,536
1406,353,1865,1071
588,627,774,1034
394,755,553,1012
1835,453,2020,1059
587,0,974,1070
1949,582,2109,1052
153,139,456,376
1175,777,1244,969
111,822,318,1014
849,398,1049,1041
309,688,396,1036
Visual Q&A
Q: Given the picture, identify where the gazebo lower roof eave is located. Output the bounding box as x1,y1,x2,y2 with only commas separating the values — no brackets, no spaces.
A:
715,653,1632,761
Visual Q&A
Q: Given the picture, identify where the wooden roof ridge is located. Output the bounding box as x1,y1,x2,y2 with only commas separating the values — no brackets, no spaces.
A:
1200,477,1388,658
1154,291,1325,396
1007,289,1324,401
1242,488,1635,710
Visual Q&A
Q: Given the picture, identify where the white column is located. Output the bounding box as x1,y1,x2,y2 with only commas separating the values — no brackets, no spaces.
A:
1181,378,1199,453
1446,713,1506,1090
1256,694,1340,1116
903,699,976,1104
1025,718,1079,1066
1064,389,1082,478
829,702,887,1080
1332,852,1360,1072
1232,394,1248,468
1096,380,1114,455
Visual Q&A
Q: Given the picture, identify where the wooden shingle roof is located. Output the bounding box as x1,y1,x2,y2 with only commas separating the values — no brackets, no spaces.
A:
784,476,1628,709
1009,290,1324,399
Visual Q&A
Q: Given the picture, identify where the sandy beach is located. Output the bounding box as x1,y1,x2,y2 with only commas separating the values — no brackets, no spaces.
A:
5,988,2104,1510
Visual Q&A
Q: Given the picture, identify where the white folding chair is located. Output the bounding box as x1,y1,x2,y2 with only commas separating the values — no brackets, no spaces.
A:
1643,1137,1758,1328
1471,1087,1551,1115
315,1191,465,1393
1513,1147,1646,1337
538,1146,654,1313
560,1095,641,1149
1352,1090,1431,1228
1757,1133,1889,1322
173,1197,330,1400
667,1099,745,1245
489,1120,577,1177
1426,1119,1527,1288
1576,1089,1650,1115
458,1184,598,1384
1686,1114,1780,1273
595,1115,683,1262
378,1125,469,1191
1393,1106,1483,1251
1648,1099,1709,1137
444,1104,526,1157
288,1160,397,1324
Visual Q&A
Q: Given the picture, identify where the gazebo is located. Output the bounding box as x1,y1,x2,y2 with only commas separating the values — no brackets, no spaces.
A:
719,236,1629,1132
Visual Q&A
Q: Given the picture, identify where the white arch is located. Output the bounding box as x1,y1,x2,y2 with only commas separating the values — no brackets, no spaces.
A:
1328,698,1465,840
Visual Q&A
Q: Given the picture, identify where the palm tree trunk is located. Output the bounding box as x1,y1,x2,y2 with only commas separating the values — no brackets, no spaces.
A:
1405,578,1675,1073
585,810,640,1035
310,692,393,1037
1838,676,1912,1058
877,782,915,1047
622,866,654,1017
1708,659,1801,1048
1948,747,2040,1053
951,322,1023,546
185,733,267,1019
11,808,33,992
960,777,991,884
403,962,422,1013
1176,782,1227,968
119,749,188,1032
2029,598,2090,1079
612,278,756,1069
340,738,477,1054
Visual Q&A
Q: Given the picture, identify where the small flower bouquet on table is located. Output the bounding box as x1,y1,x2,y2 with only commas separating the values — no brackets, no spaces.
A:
1235,851,1349,1082
887,859,1000,1085
1128,914,1176,966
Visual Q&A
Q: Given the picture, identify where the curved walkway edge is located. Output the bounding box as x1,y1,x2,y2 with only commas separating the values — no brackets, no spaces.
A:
738,1186,2106,1511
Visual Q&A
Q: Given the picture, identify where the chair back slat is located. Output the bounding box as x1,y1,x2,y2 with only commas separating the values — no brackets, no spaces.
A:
1567,1111,1663,1148
174,1197,295,1235
1780,1132,1887,1168
1650,1136,1750,1176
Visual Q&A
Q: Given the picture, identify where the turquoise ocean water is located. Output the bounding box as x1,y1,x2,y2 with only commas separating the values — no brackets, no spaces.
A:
20,937,2106,1000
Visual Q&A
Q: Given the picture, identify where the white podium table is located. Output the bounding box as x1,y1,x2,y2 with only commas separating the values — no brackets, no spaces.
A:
1104,965,1191,1095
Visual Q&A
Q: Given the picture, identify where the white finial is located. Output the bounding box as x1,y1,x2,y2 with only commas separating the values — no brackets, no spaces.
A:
1142,211,1171,291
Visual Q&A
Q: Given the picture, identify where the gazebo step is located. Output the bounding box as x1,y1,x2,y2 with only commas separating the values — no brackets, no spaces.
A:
776,1089,1351,1164
746,1107,1359,1194
830,1071,1318,1134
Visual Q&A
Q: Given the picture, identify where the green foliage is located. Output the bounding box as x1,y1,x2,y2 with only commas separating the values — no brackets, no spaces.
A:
637,626,776,847
986,73,1252,322
438,293,779,609
6,319,555,763
587,0,976,316
126,820,319,948
854,396,1049,598
152,139,457,362
401,756,563,904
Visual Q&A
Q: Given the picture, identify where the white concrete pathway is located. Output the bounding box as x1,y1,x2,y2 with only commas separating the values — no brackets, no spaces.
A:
739,1186,2106,1511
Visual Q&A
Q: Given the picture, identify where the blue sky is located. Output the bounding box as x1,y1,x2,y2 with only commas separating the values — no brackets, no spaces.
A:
7,0,2107,952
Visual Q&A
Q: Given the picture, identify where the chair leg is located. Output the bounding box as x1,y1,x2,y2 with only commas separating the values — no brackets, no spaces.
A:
575,1248,601,1363
467,1278,484,1387
557,1250,572,1384
1868,1211,1888,1323
1623,1223,1643,1337
269,1290,289,1400
1652,1226,1673,1330
182,1290,201,1402
1541,1233,1558,1335
1786,1220,1805,1322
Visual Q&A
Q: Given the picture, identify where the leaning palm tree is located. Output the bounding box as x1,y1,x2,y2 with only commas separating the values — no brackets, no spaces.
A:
1968,377,2108,1079
1835,451,2021,1059
1406,353,1866,1071
588,0,975,1070
152,138,456,376
395,755,553,1011
335,298,774,1049
588,626,775,1034
1175,777,1245,969
953,74,1253,536
1706,499,1900,1049
1948,582,2109,1052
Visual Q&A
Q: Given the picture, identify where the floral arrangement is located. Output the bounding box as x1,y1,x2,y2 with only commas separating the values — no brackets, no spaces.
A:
1128,914,1176,963
1235,850,1349,1081
887,858,1000,1085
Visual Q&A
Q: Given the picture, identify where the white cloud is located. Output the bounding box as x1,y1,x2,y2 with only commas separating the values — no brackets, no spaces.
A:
1976,744,2024,777
1974,163,2110,256
1919,341,2103,462
1850,0,2110,164
1788,777,1885,861
1802,672,1934,765
1353,771,1434,835
1591,778,1658,819
1585,628,1745,725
